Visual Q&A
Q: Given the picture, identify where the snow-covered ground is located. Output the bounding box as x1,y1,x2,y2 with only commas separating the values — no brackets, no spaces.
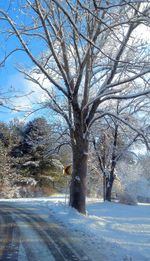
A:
1,195,150,261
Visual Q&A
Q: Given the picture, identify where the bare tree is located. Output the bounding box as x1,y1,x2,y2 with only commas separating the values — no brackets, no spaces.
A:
0,0,150,213
92,97,150,201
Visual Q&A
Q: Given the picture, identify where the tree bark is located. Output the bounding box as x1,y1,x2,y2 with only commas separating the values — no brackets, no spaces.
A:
103,174,106,201
105,172,114,201
105,125,118,201
69,135,89,214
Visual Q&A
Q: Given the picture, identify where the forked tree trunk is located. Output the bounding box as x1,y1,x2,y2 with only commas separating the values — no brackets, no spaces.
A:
69,140,89,214
105,172,114,201
103,174,106,201
105,125,118,201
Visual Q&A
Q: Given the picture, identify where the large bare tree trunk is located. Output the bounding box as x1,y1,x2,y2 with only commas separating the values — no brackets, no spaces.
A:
105,172,115,202
69,131,89,214
105,124,118,201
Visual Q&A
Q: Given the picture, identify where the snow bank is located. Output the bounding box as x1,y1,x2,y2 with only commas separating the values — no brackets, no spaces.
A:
47,196,150,261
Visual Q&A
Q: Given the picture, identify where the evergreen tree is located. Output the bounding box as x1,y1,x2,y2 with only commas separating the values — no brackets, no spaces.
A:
10,117,54,176
22,117,52,159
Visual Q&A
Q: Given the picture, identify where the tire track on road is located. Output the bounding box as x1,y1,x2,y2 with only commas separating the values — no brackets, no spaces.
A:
0,205,67,261
0,209,20,261
14,206,92,261
0,203,93,261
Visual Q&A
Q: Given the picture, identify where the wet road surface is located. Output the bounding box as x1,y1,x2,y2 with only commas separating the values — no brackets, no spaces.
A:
0,202,92,261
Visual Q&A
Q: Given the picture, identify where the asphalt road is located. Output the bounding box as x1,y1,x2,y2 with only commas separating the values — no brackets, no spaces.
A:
0,202,92,261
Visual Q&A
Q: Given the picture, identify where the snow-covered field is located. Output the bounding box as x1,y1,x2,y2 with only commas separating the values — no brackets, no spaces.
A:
1,195,150,261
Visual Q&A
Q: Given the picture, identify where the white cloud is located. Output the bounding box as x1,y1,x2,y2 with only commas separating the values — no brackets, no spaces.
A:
6,72,51,112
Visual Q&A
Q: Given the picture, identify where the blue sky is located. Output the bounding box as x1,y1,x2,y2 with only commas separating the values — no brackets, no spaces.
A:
0,1,25,121
0,1,49,124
